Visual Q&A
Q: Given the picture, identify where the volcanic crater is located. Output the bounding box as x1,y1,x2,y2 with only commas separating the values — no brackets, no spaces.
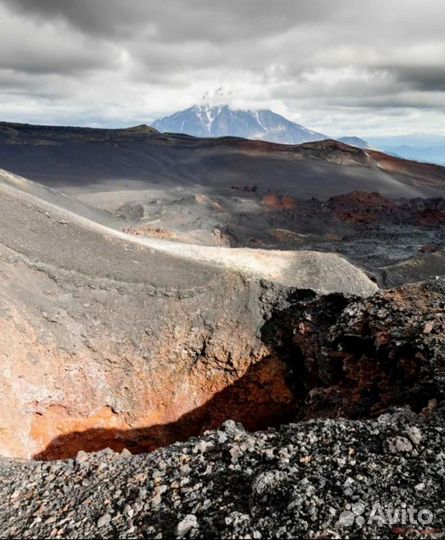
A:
0,123,444,464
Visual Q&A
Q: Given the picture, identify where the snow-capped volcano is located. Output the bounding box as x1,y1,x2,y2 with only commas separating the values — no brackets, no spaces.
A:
152,105,327,144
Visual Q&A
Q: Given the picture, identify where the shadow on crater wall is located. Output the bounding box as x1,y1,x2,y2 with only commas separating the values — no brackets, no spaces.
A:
32,291,347,461
33,354,299,461
33,288,435,461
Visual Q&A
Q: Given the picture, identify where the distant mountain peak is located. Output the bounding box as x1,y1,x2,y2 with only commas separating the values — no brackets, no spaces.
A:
126,124,158,134
152,105,328,144
337,136,371,149
189,104,228,135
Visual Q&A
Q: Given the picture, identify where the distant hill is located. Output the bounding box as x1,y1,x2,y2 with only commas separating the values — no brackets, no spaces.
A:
366,135,444,166
0,121,444,200
152,104,327,144
337,136,371,149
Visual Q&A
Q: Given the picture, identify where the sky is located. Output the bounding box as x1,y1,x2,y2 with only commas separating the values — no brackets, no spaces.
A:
0,0,443,137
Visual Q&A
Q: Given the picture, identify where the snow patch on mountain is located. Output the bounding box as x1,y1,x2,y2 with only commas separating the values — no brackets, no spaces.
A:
152,105,328,144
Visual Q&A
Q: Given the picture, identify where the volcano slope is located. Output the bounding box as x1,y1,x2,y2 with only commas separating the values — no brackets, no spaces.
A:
0,124,444,538
0,170,378,460
1,121,443,287
0,186,444,538
0,169,444,537
0,121,443,200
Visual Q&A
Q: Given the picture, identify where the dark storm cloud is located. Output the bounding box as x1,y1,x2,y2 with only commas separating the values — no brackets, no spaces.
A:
4,0,443,45
2,0,329,40
0,0,443,134
0,49,115,76
390,65,445,92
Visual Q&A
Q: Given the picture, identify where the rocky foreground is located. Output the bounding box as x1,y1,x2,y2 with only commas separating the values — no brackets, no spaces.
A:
1,166,444,538
0,277,443,539
1,408,444,539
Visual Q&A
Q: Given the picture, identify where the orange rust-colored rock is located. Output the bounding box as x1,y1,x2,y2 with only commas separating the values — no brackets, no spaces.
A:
0,287,296,460
416,209,445,227
262,193,281,208
281,195,297,210
2,231,443,461
0,235,297,460
328,191,396,224
32,356,295,460
420,243,442,254
262,193,297,210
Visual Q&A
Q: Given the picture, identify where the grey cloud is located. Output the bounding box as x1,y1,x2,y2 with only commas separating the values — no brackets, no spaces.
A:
0,50,115,76
0,3,119,77
3,0,443,45
1,0,334,40
0,0,443,135
389,65,445,92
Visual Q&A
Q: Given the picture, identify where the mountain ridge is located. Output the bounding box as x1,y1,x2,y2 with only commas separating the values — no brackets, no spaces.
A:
152,106,444,165
0,120,444,201
337,136,371,149
152,104,327,144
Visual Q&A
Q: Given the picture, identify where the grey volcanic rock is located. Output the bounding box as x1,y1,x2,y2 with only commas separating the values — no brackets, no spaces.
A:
152,104,327,144
0,167,443,537
260,277,445,421
379,247,445,288
0,408,443,538
0,170,378,295
0,170,377,459
0,175,279,458
0,168,123,228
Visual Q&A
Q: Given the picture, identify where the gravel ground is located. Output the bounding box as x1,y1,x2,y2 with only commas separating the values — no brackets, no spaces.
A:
1,407,443,539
